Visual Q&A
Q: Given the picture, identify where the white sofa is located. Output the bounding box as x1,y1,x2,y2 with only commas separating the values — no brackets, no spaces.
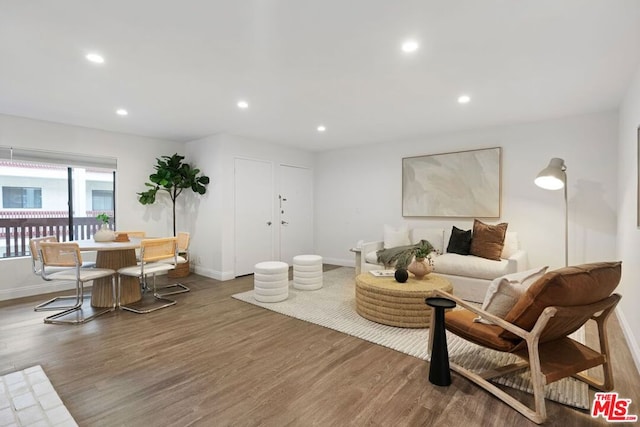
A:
355,227,528,303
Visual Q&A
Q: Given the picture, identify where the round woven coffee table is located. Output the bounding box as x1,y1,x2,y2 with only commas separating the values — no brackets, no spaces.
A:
355,273,453,328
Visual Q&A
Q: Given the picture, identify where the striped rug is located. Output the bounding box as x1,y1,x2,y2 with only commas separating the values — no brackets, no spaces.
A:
232,267,589,409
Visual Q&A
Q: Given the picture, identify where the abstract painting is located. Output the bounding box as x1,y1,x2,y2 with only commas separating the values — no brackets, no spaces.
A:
402,147,501,217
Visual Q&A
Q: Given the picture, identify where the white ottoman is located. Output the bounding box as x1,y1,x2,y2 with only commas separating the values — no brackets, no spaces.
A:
293,255,323,290
254,261,289,302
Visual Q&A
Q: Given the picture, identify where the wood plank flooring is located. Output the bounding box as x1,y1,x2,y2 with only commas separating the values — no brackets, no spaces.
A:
1,266,639,426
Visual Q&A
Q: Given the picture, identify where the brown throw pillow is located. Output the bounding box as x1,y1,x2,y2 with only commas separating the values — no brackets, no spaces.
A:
469,219,508,261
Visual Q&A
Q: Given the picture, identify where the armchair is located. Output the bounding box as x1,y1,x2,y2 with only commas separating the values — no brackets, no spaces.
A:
428,262,622,424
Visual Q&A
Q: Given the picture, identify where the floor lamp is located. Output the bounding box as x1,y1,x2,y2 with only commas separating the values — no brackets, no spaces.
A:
535,158,568,267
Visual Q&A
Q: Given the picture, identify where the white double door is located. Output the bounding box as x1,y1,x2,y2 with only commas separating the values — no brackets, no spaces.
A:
234,158,313,276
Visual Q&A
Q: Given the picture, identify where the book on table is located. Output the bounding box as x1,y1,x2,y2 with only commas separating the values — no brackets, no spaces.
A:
369,269,395,277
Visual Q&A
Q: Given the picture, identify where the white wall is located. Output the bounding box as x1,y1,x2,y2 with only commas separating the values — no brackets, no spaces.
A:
185,133,314,280
0,114,182,300
617,63,640,372
316,111,619,272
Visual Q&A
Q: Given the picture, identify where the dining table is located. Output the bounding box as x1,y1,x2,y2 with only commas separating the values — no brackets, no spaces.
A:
76,237,143,308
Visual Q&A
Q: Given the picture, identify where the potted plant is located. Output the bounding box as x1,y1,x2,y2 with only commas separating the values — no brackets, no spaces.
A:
407,244,433,280
137,153,210,236
94,213,116,242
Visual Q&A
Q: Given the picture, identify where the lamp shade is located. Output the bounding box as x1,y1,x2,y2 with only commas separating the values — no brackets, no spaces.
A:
534,158,566,190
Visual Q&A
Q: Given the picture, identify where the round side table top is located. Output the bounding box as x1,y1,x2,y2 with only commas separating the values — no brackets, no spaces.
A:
425,297,456,309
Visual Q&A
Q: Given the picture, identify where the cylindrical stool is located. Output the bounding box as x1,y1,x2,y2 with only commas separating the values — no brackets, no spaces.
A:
293,255,323,290
254,261,289,302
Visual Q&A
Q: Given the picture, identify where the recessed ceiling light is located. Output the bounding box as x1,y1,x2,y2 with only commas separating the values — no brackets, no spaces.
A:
401,40,419,53
237,100,249,109
116,108,128,116
458,95,471,104
86,53,105,64
317,125,326,132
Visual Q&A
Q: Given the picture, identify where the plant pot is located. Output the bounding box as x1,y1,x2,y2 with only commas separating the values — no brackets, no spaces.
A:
94,224,116,242
407,257,432,280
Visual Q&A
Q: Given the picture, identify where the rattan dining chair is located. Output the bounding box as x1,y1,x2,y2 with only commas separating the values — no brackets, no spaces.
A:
30,236,93,312
118,237,178,314
38,242,116,324
157,231,190,296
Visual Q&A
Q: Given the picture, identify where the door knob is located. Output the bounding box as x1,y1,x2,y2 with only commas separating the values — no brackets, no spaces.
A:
281,220,289,225
267,221,272,226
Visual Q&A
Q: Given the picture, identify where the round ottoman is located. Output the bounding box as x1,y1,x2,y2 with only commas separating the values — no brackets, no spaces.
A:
355,273,453,328
293,255,323,290
254,261,289,302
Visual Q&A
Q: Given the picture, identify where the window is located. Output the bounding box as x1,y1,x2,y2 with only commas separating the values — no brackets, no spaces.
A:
2,186,42,208
0,147,117,258
92,190,114,211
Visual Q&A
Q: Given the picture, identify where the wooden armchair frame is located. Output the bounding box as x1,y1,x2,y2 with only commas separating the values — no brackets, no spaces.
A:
428,288,620,424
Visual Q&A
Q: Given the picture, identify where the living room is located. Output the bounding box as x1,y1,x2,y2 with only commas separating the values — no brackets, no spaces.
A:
1,1,640,425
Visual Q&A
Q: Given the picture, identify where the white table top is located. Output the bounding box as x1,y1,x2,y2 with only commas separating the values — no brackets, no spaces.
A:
75,237,142,251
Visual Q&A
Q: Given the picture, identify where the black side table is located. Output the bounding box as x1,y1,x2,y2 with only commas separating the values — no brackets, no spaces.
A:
425,296,456,386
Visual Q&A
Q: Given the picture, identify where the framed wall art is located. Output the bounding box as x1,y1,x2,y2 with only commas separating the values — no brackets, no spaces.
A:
402,147,502,218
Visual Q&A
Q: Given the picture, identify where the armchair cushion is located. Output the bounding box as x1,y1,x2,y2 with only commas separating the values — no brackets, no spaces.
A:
500,261,622,340
469,220,508,261
445,308,518,352
474,265,548,324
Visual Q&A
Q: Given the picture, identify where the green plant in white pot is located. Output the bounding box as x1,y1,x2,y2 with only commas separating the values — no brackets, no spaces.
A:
94,213,116,242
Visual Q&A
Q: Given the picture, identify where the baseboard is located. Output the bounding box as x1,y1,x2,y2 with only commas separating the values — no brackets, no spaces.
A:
615,305,640,375
192,266,235,281
0,280,91,302
323,257,353,268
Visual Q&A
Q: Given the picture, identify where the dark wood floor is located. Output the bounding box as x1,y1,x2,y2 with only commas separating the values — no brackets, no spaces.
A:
1,266,639,427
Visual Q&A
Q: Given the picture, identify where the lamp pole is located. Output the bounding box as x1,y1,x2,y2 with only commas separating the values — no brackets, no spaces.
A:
563,180,568,267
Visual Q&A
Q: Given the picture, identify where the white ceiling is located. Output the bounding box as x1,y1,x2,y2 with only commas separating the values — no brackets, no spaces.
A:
1,1,639,151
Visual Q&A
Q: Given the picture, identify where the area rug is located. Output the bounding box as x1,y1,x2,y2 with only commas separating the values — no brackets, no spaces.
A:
232,267,590,410
0,365,78,426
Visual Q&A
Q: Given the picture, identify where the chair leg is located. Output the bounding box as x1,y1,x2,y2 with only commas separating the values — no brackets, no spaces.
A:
120,273,176,314
34,277,89,311
44,278,115,325
155,282,190,297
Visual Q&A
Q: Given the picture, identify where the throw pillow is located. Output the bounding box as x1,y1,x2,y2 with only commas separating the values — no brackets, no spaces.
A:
446,226,472,255
500,232,519,259
469,219,508,261
474,265,549,325
383,224,411,249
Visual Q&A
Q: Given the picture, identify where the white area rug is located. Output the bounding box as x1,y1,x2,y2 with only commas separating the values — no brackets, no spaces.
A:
0,365,78,427
232,267,589,409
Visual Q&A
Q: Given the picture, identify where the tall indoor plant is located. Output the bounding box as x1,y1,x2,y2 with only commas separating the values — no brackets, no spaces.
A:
137,153,210,236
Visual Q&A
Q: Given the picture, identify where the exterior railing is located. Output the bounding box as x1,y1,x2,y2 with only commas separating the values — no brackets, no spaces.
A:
0,217,106,258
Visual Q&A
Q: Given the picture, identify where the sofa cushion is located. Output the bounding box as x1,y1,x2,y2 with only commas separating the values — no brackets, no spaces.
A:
433,253,511,280
500,232,519,259
365,250,379,264
446,226,472,255
500,262,622,340
469,219,508,261
474,265,548,324
410,228,445,253
384,224,410,249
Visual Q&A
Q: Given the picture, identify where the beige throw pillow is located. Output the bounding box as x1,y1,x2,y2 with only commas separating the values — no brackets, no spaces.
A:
474,265,549,325
383,224,411,249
